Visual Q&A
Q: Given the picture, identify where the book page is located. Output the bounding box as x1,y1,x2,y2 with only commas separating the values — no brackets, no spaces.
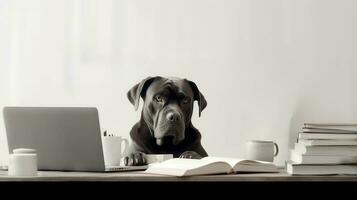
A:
201,157,278,173
149,158,218,170
202,157,246,167
202,157,269,167
145,158,232,176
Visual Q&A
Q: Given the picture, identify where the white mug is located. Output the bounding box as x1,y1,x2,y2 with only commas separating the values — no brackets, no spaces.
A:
102,136,129,166
246,140,279,162
8,148,37,176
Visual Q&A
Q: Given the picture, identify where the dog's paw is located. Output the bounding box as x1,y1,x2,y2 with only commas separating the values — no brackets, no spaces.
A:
124,152,147,166
179,151,202,159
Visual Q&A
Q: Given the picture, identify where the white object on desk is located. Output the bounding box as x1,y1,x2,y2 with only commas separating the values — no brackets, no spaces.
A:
8,148,37,176
246,140,279,162
146,154,173,164
102,136,129,166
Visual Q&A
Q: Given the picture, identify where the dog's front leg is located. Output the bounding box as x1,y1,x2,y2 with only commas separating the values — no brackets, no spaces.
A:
123,151,147,166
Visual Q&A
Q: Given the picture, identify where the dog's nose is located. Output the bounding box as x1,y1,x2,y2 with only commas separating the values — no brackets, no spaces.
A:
166,112,181,123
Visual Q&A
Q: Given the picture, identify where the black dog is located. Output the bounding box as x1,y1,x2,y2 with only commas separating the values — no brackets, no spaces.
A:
124,76,208,166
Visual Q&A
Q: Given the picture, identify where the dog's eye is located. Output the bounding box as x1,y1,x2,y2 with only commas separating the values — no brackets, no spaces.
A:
182,97,190,104
155,95,163,103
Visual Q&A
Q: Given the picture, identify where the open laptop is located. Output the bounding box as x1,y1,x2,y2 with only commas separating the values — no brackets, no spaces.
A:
3,107,147,172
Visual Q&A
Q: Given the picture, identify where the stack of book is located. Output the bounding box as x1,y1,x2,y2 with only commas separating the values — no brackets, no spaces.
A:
286,123,357,175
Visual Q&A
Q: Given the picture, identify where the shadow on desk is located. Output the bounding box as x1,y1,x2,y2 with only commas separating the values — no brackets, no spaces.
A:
0,170,356,197
0,181,356,199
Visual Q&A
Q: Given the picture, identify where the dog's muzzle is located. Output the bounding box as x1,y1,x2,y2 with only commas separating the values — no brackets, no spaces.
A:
155,111,185,146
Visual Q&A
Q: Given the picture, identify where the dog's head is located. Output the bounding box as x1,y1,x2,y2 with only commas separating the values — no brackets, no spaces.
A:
127,76,207,146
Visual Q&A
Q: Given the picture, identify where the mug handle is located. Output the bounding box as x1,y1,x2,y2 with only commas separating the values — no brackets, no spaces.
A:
120,138,129,156
273,142,279,157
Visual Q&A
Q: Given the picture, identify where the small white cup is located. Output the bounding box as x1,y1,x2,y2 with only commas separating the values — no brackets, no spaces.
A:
246,140,279,162
8,148,38,176
146,154,173,164
102,136,129,166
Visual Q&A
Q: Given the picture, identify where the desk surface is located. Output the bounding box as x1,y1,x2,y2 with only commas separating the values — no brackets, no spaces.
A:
1,169,357,182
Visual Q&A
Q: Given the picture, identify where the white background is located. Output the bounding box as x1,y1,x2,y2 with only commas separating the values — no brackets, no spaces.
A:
1,0,357,166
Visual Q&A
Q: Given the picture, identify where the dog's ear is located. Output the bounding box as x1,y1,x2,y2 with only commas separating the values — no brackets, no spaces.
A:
186,80,207,117
127,77,157,110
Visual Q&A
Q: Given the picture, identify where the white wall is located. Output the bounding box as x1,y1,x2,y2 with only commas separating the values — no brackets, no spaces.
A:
1,0,357,166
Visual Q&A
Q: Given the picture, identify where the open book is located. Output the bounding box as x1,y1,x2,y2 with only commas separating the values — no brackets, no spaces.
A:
144,157,278,176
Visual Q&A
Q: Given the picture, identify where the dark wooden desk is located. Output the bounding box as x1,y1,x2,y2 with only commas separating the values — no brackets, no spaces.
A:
1,169,357,182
